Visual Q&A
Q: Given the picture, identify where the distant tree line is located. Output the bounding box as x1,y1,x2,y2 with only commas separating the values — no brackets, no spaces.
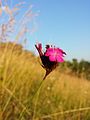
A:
59,58,90,80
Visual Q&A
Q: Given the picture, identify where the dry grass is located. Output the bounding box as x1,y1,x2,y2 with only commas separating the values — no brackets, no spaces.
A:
0,44,90,120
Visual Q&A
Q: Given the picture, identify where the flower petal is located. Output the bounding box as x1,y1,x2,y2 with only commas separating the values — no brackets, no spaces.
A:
46,48,54,54
56,56,64,62
45,46,66,63
49,55,56,62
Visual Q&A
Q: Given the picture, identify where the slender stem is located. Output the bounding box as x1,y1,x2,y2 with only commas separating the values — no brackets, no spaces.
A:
32,84,41,120
41,107,90,119
31,79,45,102
31,79,45,119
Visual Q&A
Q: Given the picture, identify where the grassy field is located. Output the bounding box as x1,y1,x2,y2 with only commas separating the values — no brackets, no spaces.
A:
0,43,90,120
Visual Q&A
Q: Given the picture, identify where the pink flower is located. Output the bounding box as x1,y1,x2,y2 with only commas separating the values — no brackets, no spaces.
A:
35,43,66,80
45,47,66,62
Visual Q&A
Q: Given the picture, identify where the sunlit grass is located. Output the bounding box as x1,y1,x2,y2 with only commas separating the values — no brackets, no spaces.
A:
0,43,90,120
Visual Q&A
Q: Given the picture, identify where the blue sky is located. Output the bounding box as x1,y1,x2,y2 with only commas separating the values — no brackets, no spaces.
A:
2,0,90,60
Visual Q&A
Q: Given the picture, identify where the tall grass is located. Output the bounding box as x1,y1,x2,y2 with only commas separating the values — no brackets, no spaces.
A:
0,1,90,120
0,43,90,120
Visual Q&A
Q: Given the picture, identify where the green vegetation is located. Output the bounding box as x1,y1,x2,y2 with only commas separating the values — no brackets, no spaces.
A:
0,42,90,120
59,58,90,80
